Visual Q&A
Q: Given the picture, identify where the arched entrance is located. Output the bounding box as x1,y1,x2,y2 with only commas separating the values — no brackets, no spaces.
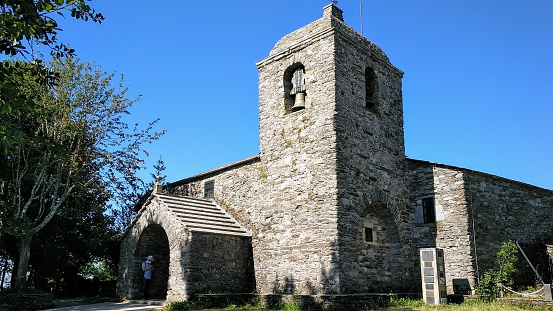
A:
359,202,403,291
133,224,170,299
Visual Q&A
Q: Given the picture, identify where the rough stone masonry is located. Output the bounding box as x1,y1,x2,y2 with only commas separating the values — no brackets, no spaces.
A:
118,4,553,302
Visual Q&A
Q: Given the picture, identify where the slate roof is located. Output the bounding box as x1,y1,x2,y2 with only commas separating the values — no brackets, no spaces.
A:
155,193,251,237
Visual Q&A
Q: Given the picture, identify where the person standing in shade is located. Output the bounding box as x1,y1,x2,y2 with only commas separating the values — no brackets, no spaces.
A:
141,255,154,299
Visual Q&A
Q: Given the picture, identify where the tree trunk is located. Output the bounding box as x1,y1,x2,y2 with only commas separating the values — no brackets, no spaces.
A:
12,234,33,290
0,256,7,289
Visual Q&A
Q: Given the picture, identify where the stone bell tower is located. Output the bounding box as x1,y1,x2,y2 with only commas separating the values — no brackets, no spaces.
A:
254,4,412,294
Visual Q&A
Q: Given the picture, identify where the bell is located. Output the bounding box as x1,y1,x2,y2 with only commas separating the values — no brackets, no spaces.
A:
291,92,306,111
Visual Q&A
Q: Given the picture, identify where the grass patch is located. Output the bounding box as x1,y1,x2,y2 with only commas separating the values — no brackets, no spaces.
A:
381,298,553,311
163,298,553,311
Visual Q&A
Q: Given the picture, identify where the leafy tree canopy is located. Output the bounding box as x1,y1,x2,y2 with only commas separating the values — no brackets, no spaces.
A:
1,0,104,151
0,0,104,58
0,57,164,289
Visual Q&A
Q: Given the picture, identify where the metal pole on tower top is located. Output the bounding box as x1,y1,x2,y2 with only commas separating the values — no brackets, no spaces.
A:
360,0,363,35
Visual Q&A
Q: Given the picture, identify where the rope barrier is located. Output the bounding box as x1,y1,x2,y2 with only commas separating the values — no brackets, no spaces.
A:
499,283,545,297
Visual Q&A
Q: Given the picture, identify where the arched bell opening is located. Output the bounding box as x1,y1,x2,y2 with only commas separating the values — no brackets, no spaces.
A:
132,224,170,299
284,63,306,113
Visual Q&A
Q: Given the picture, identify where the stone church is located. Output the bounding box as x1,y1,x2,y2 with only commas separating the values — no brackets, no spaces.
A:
117,4,553,302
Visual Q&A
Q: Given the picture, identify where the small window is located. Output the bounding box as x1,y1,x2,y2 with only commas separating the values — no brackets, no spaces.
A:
363,222,376,243
204,180,214,199
422,197,436,224
364,227,374,242
365,67,379,111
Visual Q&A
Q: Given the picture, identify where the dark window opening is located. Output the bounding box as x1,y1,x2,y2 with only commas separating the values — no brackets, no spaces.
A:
365,67,378,111
204,180,214,199
364,227,374,242
422,197,436,224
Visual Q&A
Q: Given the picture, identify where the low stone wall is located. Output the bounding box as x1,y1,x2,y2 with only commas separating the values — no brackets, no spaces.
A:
0,293,54,311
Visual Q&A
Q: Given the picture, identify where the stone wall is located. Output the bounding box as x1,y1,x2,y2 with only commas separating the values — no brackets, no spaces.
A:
255,5,341,294
407,159,553,294
331,10,412,292
172,152,340,295
173,158,279,292
171,4,413,295
467,166,553,283
187,232,255,294
132,3,553,300
407,160,476,294
118,193,257,300
175,4,346,295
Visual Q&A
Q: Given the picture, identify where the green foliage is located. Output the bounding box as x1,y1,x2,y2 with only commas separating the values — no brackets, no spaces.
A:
164,299,319,311
381,298,553,310
164,300,204,311
29,185,120,291
496,240,518,285
0,57,164,289
165,301,187,310
476,240,519,297
162,297,553,311
279,300,326,311
279,301,302,311
0,60,56,155
1,0,103,154
0,0,104,58
476,270,502,298
387,297,426,308
79,259,117,281
150,156,167,187
240,301,267,310
0,0,129,293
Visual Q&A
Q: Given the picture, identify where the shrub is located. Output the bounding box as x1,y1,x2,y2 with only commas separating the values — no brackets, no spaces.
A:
476,240,519,297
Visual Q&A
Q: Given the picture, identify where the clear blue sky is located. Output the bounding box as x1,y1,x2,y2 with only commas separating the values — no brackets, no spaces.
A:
54,0,552,190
